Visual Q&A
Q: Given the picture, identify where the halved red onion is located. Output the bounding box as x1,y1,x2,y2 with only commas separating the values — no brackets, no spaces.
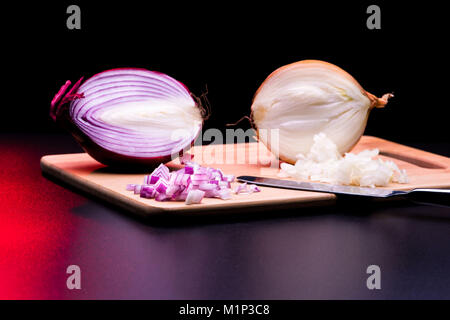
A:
50,68,203,167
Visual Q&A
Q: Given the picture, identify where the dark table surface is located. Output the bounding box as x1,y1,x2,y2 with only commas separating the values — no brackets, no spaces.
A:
1,133,449,299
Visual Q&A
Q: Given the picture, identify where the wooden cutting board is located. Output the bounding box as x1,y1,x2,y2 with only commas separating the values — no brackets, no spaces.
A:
40,136,450,217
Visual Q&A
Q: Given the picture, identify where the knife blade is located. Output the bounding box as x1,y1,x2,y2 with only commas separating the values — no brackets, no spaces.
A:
237,175,450,199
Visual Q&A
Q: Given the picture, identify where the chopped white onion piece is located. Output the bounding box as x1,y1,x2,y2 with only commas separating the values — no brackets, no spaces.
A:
279,133,409,188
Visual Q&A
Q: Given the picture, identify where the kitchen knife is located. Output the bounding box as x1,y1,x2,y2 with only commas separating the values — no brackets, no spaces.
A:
237,175,450,205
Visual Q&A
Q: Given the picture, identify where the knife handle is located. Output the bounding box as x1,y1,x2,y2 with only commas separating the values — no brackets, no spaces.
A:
407,188,450,207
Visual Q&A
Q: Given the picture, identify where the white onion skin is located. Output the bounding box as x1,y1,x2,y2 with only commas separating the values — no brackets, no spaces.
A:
251,60,392,164
52,68,203,168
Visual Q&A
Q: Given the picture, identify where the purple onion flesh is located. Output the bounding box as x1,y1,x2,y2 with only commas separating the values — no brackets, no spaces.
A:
51,68,203,167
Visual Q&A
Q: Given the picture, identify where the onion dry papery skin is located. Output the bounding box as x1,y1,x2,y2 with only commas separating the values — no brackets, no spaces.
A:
251,60,393,164
51,68,203,167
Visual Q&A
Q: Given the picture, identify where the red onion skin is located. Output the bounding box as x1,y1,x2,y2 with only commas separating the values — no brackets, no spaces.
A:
51,68,200,169
89,67,192,93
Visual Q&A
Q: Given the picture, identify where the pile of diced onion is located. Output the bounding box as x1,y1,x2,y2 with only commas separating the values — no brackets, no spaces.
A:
279,133,409,188
126,159,260,205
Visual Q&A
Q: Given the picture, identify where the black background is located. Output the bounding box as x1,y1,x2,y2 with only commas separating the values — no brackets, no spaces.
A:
3,1,448,144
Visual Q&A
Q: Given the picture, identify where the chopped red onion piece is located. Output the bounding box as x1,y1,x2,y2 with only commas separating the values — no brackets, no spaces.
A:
144,175,160,185
248,184,261,193
193,166,207,175
219,181,231,189
151,163,170,180
173,192,188,201
126,184,136,191
140,191,151,199
184,165,194,175
185,189,205,205
168,172,177,185
141,185,156,198
216,169,224,180
191,174,209,182
155,179,168,194
170,185,185,200
165,184,180,197
202,190,218,198
180,174,191,186
198,182,219,191
233,183,261,195
174,171,185,185
216,188,232,200
223,175,235,182
155,193,169,202
134,185,143,194
234,182,247,194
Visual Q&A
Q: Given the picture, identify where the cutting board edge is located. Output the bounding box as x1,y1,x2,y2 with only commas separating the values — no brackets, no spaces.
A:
40,156,166,217
359,135,450,168
41,155,339,215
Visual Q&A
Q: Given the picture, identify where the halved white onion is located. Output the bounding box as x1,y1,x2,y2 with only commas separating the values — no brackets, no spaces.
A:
251,60,392,163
